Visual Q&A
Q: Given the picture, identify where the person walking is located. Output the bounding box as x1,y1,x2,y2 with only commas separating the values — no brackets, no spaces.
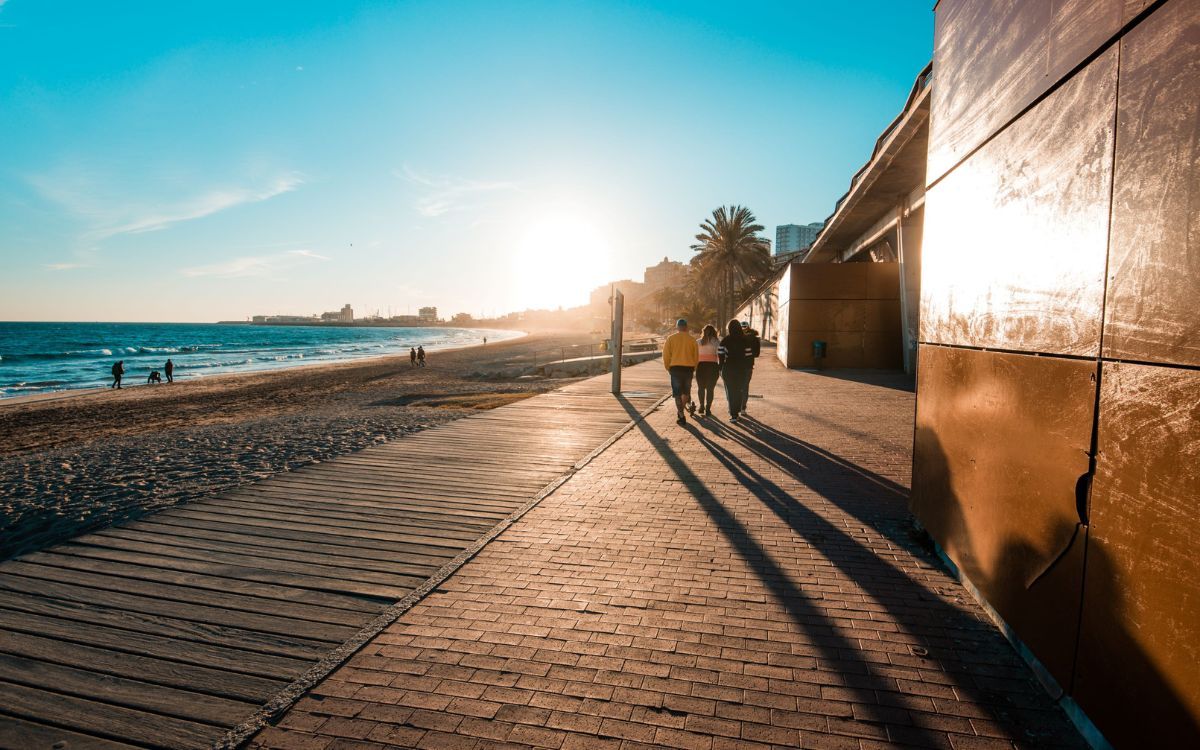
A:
410,347,418,367
719,319,753,423
417,346,426,367
662,318,699,425
164,358,174,384
695,324,721,416
110,360,124,389
739,321,761,415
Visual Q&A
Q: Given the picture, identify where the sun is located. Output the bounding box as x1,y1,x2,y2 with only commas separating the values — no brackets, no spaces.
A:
512,211,613,311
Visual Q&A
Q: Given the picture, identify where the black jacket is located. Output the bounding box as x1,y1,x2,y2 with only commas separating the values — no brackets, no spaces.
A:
719,333,755,369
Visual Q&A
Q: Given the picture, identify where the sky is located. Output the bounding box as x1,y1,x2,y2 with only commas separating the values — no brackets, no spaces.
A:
0,1,934,322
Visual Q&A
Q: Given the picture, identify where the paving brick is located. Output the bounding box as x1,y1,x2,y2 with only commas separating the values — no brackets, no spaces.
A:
258,362,1085,750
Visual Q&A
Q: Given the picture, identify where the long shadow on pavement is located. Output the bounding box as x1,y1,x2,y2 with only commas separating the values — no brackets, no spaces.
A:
615,394,1082,748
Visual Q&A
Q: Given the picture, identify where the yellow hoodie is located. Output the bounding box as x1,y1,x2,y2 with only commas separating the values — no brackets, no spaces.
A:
662,330,699,370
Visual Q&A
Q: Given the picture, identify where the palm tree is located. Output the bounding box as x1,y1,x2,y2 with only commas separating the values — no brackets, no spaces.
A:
690,206,772,323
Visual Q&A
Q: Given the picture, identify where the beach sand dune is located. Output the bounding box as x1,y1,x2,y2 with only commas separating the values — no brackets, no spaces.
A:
0,331,597,559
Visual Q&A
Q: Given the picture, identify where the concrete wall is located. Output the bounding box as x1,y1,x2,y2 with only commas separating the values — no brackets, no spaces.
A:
913,1,1199,746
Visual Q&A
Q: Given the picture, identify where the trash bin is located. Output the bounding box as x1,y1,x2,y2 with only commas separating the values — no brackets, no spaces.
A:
812,340,827,360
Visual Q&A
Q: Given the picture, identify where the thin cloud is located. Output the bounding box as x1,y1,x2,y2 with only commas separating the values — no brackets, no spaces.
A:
94,172,305,239
399,166,519,217
29,170,305,242
182,249,328,279
45,262,85,271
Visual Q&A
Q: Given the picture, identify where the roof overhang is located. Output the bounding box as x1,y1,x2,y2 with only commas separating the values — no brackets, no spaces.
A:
804,70,931,263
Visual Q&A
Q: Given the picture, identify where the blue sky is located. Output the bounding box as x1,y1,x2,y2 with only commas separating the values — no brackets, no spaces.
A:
0,1,933,322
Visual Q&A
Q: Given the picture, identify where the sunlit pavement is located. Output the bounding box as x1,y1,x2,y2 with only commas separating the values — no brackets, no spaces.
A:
252,357,1084,750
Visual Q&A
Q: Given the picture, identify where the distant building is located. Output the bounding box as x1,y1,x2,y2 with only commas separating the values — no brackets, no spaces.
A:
642,256,688,292
589,280,644,313
339,304,353,322
418,306,438,323
451,312,474,325
775,223,824,255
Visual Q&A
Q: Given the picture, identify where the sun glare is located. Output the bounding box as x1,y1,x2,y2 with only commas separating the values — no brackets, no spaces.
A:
513,211,613,311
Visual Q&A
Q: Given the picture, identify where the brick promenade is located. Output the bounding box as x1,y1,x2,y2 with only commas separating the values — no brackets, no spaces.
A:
251,357,1084,750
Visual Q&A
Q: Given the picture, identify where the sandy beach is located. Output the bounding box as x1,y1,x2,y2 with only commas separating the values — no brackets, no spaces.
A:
0,331,599,559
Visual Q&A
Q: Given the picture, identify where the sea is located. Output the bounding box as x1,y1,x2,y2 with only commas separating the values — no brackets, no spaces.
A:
0,322,521,399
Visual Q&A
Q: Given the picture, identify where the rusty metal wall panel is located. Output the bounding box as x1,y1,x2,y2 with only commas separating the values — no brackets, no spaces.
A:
928,0,1050,183
912,345,1094,686
1073,362,1200,747
786,330,865,369
790,263,868,301
920,48,1116,355
788,301,865,332
864,300,901,334
862,331,904,370
929,0,1124,184
866,262,900,299
1103,0,1200,367
1049,0,1123,85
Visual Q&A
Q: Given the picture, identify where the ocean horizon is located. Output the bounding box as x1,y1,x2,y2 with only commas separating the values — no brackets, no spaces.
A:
0,321,521,398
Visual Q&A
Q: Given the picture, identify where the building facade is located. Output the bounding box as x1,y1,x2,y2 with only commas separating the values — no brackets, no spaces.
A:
774,222,823,255
418,306,438,323
911,2,1199,747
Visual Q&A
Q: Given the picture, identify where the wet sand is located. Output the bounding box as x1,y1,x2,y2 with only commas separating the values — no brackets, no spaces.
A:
0,331,597,559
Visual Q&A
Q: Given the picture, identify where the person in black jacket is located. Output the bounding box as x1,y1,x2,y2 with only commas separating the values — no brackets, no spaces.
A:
719,319,754,423
740,321,760,415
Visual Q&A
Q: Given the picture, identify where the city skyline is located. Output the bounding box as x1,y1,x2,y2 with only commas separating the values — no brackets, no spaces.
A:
0,1,933,322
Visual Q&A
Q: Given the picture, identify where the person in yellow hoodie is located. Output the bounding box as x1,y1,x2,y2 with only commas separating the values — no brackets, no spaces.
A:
662,318,699,424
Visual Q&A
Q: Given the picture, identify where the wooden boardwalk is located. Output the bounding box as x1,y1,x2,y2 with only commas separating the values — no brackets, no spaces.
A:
0,363,667,749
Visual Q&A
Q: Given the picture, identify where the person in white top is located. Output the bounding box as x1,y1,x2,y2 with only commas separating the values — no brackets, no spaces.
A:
695,324,721,416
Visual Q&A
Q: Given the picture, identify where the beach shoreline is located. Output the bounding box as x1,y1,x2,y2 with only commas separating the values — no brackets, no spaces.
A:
0,329,599,559
0,324,525,405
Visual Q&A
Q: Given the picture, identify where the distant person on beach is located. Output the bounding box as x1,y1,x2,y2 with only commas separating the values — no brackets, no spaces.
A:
740,321,761,415
662,318,699,425
164,358,174,383
483,336,487,346
410,347,417,367
719,319,753,423
695,324,721,417
110,360,124,389
417,346,426,367
147,370,162,384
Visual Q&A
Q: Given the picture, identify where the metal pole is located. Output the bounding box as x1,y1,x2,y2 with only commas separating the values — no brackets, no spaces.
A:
611,289,624,395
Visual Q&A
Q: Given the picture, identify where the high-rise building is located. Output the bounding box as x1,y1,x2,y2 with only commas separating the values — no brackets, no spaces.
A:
418,306,438,323
775,222,824,255
339,304,353,322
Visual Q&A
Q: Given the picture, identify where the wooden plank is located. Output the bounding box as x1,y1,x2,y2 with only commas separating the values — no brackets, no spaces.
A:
0,652,254,727
196,494,502,529
0,589,326,661
0,680,218,750
44,545,386,613
138,515,468,559
0,715,141,750
0,573,356,642
0,361,668,747
84,527,443,578
166,503,486,543
108,520,436,585
0,630,283,702
0,561,366,628
0,607,307,681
